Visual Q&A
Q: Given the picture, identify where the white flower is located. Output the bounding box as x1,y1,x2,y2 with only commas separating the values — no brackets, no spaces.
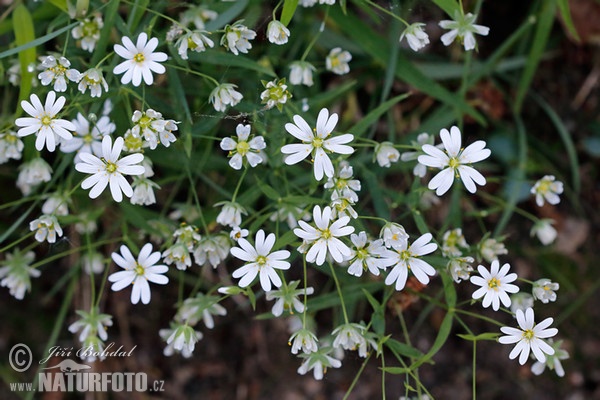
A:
131,109,178,150
299,0,317,6
297,348,342,380
281,108,354,181
0,130,24,163
176,293,227,328
108,243,169,304
180,6,218,30
68,308,112,344
130,177,159,206
113,32,168,86
346,232,394,277
216,201,247,227
15,91,76,152
531,339,569,377
16,158,52,195
230,229,291,291
374,142,400,168
320,0,336,5
470,260,519,311
385,233,438,291
260,78,292,110
324,161,361,202
221,21,256,55
220,124,266,170
193,234,230,268
42,192,70,216
439,11,490,51
289,328,319,354
332,323,367,353
380,223,409,249
267,20,290,45
270,204,311,229
266,280,314,316
77,68,109,97
294,205,354,265
37,55,80,92
29,214,63,243
326,47,352,75
162,243,192,271
160,119,179,148
82,252,104,274
530,219,557,245
176,31,214,59
72,14,103,52
510,292,534,315
75,136,145,202
418,126,491,195
230,226,249,242
173,225,202,250
478,237,508,263
209,83,243,112
60,113,115,162
498,307,558,365
400,23,430,51
441,228,468,257
289,61,316,86
401,133,435,177
0,249,40,300
531,175,563,207
447,256,475,283
532,279,559,304
160,324,203,358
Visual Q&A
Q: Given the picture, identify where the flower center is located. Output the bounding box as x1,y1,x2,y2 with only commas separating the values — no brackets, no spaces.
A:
51,64,67,76
330,57,341,68
133,262,145,276
448,157,460,169
522,329,535,341
357,248,369,260
124,133,143,151
488,277,500,290
134,53,145,63
41,115,52,126
256,255,267,267
320,229,332,240
537,181,550,194
105,161,117,173
399,249,412,262
187,37,198,50
138,114,153,129
83,133,93,144
236,140,250,156
82,21,98,37
312,137,324,148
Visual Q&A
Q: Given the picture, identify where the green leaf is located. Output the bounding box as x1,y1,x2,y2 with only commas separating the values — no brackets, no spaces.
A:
255,178,281,201
351,93,410,137
0,21,77,61
48,0,68,12
431,0,460,17
12,4,36,114
90,0,120,66
557,0,579,42
362,168,389,220
456,332,499,341
280,0,298,26
206,0,250,31
514,1,556,113
385,338,425,359
127,0,150,32
75,0,89,17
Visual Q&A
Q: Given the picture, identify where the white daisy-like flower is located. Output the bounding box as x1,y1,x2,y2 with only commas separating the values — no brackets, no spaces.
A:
230,229,291,292
113,32,168,86
215,201,247,227
160,324,203,358
29,214,63,243
400,22,430,51
380,222,409,249
439,11,490,51
332,322,367,352
531,175,563,207
281,108,354,181
68,308,112,344
441,228,468,257
293,205,355,265
193,234,230,268
221,21,256,55
71,14,103,52
37,55,80,92
209,83,243,112
447,256,475,283
108,243,169,304
531,339,569,377
324,161,361,202
162,243,192,270
75,135,145,202
289,328,319,354
267,20,290,45
0,130,25,163
176,31,214,60
385,233,438,291
297,348,342,380
220,123,266,170
532,279,559,304
478,236,508,263
260,78,292,110
230,226,249,242
15,91,76,152
498,307,558,365
77,68,109,97
374,142,400,168
60,113,115,162
130,177,159,206
418,126,491,195
346,232,394,277
530,219,557,245
326,47,352,75
16,158,52,195
0,249,39,300
470,260,519,311
289,61,316,86
266,280,314,317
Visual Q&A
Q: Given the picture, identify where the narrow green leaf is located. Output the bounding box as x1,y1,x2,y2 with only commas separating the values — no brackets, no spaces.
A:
90,0,119,66
0,22,77,61
206,0,250,31
431,0,460,17
351,93,410,137
255,178,281,201
557,0,579,42
48,0,68,12
514,0,556,113
457,332,499,341
385,339,425,359
127,0,150,32
407,310,454,371
362,289,381,311
280,0,298,26
12,4,36,113
362,168,389,220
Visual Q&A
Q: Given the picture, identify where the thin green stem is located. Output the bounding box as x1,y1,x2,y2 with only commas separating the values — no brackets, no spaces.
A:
363,0,410,26
328,261,349,324
0,231,35,253
166,63,220,87
343,353,372,400
231,166,249,203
